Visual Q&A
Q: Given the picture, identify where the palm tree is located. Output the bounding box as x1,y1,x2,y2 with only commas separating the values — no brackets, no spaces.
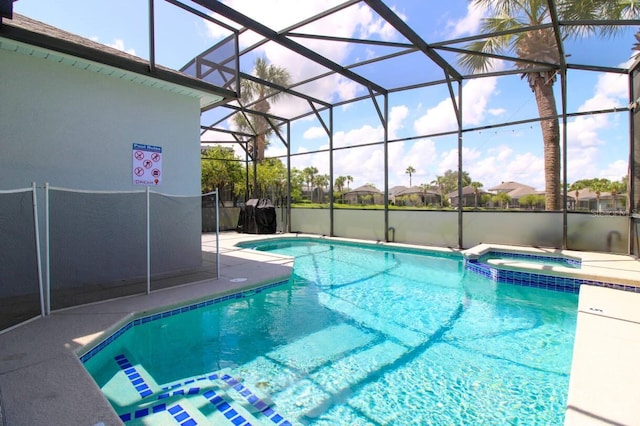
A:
590,180,607,212
334,176,346,193
334,175,347,203
405,166,416,187
302,166,318,199
313,174,330,203
492,192,512,209
431,175,448,207
470,181,483,207
458,0,638,211
234,57,291,162
346,175,354,191
570,179,591,210
609,181,624,211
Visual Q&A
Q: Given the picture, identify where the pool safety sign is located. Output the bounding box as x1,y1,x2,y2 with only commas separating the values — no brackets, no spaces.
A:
132,143,162,186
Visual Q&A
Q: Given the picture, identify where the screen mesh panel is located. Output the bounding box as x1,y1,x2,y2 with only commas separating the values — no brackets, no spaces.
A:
0,190,40,330
48,189,147,309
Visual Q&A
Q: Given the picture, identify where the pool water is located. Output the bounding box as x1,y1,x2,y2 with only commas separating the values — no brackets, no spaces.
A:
84,239,578,425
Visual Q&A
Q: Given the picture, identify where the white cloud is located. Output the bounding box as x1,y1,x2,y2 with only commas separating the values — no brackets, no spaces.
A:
568,61,631,148
387,139,438,186
268,107,415,188
303,127,328,139
388,105,409,139
204,0,403,120
579,60,632,113
414,77,499,135
599,160,628,181
107,39,136,55
446,2,485,38
90,36,136,55
429,144,546,190
565,63,631,181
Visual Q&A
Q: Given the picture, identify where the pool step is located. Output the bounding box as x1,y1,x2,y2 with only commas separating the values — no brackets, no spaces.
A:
111,356,293,425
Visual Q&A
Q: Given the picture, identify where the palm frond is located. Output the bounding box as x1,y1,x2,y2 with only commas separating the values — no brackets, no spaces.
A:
558,0,640,38
633,29,640,57
457,30,514,73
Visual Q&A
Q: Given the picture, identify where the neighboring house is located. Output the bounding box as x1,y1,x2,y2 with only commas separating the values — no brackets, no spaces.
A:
344,185,384,205
488,181,540,208
574,189,626,212
1,14,235,293
389,185,408,205
395,186,441,207
447,185,490,208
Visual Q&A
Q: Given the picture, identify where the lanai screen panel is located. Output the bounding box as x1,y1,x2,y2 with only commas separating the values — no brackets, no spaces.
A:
0,189,40,330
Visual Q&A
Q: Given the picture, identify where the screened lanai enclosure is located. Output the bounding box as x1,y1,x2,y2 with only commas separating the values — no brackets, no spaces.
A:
188,0,640,254
2,0,640,331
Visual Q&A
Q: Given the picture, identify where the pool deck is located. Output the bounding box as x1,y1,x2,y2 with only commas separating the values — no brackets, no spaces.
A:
0,233,639,425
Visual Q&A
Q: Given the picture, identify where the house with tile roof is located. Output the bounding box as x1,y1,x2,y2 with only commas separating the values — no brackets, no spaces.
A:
488,181,542,208
394,186,441,207
344,185,384,205
446,185,491,208
1,13,236,293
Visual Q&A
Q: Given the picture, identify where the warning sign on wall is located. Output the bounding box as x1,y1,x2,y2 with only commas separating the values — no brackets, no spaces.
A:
132,143,162,186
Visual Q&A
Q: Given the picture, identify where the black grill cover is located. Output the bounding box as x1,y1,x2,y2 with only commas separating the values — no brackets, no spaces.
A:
237,198,277,234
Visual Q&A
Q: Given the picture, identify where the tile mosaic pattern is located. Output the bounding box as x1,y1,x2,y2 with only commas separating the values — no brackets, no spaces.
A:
118,402,196,424
168,404,198,426
465,258,640,294
218,373,292,426
115,360,292,425
114,354,153,398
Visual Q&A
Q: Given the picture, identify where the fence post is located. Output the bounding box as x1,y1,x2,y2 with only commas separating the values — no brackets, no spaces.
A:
215,189,220,278
32,182,46,317
146,186,151,295
44,182,50,315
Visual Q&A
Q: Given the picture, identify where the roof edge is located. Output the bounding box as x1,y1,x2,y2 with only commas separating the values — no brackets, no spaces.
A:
1,15,237,105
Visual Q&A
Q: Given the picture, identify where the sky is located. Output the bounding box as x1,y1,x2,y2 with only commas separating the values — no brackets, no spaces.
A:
13,0,638,191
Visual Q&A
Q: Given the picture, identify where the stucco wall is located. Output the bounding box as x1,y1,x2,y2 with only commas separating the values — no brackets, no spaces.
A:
0,49,201,194
1,47,203,294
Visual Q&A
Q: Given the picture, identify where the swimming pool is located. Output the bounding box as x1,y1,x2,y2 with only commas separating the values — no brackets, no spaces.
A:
82,238,578,425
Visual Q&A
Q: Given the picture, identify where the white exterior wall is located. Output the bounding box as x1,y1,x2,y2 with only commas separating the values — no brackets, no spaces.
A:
0,47,204,293
0,48,201,194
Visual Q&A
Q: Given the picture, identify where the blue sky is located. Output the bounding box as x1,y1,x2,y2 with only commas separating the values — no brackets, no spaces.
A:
14,0,637,191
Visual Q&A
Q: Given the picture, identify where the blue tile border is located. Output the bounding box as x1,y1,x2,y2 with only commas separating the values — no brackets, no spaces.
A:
79,280,289,364
465,259,640,294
